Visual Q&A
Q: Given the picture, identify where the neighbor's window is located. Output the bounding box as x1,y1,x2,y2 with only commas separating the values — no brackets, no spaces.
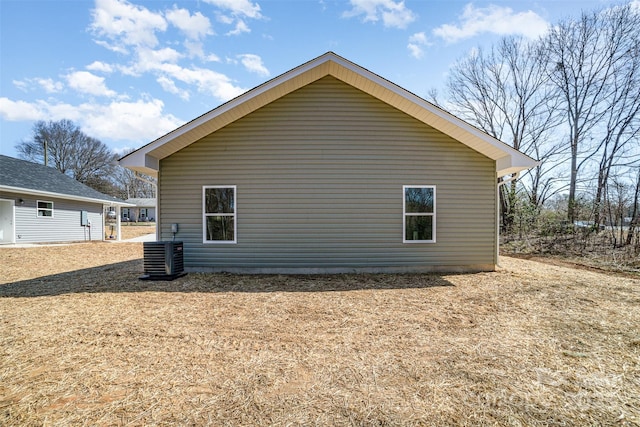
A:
203,186,236,243
37,200,54,218
403,186,435,243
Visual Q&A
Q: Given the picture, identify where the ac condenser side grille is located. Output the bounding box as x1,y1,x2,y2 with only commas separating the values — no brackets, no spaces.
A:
140,241,186,281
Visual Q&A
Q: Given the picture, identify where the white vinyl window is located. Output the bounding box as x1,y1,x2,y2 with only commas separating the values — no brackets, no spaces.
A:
403,186,435,243
203,186,236,243
37,200,54,218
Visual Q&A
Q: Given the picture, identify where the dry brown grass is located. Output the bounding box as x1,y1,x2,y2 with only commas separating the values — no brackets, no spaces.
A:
1,242,639,426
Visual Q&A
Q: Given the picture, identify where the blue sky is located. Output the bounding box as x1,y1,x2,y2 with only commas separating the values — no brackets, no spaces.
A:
0,0,620,159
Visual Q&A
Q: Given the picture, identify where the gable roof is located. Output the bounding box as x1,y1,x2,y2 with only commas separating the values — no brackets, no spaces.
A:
120,52,538,178
0,155,130,206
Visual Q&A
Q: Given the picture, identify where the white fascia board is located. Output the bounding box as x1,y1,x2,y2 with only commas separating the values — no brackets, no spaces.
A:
118,52,538,175
0,185,134,207
118,55,336,171
336,57,533,163
496,155,540,177
118,149,159,177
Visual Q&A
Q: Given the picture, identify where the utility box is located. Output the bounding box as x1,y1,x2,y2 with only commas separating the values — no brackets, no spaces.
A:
140,241,186,280
80,210,88,226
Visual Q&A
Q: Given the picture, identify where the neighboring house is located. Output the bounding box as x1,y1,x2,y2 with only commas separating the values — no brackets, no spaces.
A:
120,52,538,273
122,198,156,222
0,155,130,244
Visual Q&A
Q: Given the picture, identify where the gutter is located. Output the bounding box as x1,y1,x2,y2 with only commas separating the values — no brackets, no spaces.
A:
0,185,133,207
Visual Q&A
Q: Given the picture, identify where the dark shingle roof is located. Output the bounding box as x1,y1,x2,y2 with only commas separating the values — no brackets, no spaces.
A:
0,155,126,204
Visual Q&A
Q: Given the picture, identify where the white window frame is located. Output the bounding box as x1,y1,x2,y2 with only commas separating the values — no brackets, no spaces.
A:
203,185,237,244
37,200,54,218
403,185,436,243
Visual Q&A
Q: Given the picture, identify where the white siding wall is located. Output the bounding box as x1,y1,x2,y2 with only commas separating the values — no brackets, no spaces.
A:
160,77,497,273
0,191,104,243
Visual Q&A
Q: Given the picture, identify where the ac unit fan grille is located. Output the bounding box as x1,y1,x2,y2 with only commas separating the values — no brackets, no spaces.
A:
141,241,185,280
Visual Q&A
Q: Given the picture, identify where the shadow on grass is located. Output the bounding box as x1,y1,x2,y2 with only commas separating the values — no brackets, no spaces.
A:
0,259,455,297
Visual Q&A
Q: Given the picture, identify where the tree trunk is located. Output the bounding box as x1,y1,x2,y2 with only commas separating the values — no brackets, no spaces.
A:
567,138,579,224
625,170,640,246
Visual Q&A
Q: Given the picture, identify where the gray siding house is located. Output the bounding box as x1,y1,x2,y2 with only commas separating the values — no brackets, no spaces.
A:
0,155,130,244
122,198,156,222
120,52,537,273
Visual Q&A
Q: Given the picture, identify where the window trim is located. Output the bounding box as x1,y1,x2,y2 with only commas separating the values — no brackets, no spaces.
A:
202,185,237,244
402,185,436,243
37,200,54,218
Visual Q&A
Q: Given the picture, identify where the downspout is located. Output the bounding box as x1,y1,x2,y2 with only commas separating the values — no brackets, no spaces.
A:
496,172,520,268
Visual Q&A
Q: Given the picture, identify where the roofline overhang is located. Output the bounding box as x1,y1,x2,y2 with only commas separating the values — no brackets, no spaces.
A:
119,52,538,178
496,156,542,178
0,185,134,207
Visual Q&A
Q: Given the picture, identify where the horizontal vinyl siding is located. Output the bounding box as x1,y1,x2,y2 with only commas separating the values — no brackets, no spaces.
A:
0,191,104,243
160,76,496,272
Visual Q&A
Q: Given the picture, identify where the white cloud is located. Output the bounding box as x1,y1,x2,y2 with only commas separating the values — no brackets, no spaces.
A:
0,96,183,144
343,0,416,29
217,14,234,25
166,6,213,40
93,39,129,54
433,4,549,43
206,54,221,62
183,41,221,60
37,78,64,93
113,145,135,155
184,40,206,59
80,99,183,142
407,32,430,59
0,98,43,121
90,0,167,49
120,47,182,76
238,54,270,76
205,0,262,19
86,61,114,73
156,76,190,100
205,0,262,36
12,80,29,92
112,43,244,101
158,64,247,100
66,71,116,97
13,78,64,93
226,20,251,36
139,47,183,66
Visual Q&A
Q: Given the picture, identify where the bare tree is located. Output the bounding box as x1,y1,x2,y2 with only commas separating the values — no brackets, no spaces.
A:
543,5,640,223
626,167,640,246
113,167,156,200
16,120,118,192
590,5,640,227
440,36,562,230
113,149,156,199
605,176,631,246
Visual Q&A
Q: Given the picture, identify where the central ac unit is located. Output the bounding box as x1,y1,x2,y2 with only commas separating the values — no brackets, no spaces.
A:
140,241,186,280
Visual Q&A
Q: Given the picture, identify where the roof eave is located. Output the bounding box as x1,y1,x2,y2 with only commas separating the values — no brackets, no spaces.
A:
119,151,160,178
496,155,540,177
119,52,539,175
0,185,133,206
